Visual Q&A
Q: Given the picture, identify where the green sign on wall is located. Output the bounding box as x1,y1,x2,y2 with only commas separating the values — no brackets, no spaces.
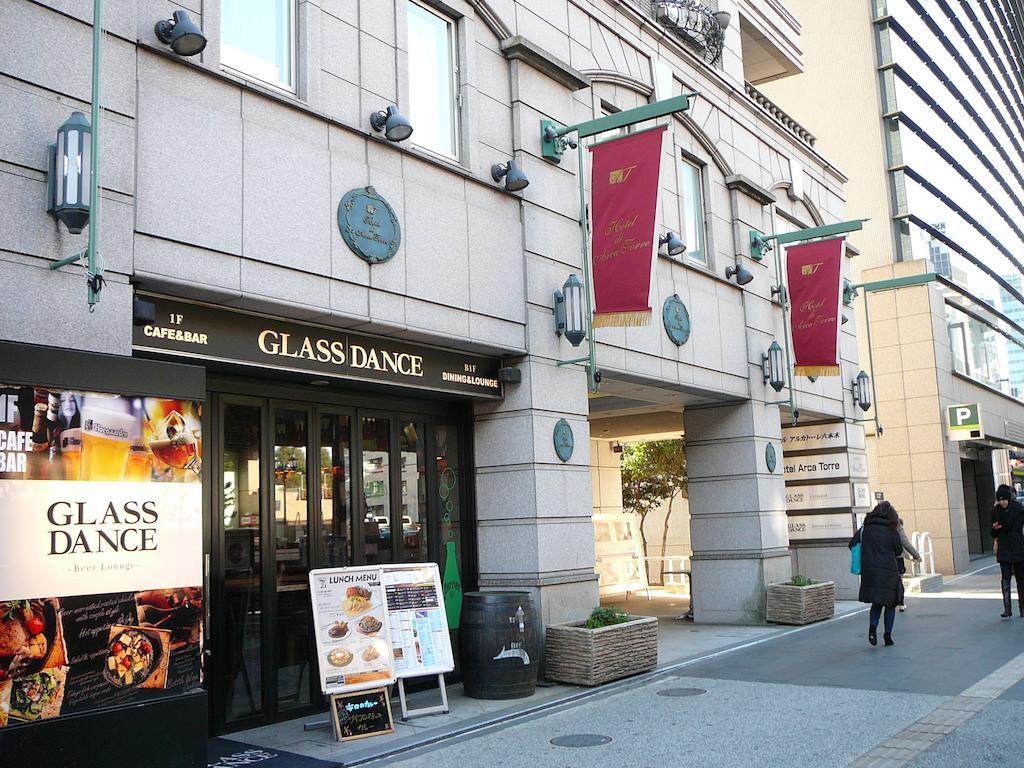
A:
947,403,983,441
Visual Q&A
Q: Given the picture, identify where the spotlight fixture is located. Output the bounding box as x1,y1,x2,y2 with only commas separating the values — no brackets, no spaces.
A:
369,106,413,142
554,274,587,347
762,341,786,393
658,231,686,256
154,10,208,57
491,160,529,192
47,111,91,234
852,370,872,412
725,262,754,286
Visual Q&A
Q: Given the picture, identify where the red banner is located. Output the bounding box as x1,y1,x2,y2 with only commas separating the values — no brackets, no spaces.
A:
589,126,666,327
786,237,846,376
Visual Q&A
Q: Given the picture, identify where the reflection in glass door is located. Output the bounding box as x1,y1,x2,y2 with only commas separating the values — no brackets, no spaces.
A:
320,412,352,567
273,407,312,713
361,417,392,563
222,403,263,725
400,420,428,562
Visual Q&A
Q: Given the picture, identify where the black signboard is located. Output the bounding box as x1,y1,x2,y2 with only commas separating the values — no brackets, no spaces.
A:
132,295,503,399
330,687,395,742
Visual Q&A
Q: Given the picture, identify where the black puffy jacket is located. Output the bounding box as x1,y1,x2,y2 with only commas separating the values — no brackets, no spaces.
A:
991,498,1024,563
851,515,904,607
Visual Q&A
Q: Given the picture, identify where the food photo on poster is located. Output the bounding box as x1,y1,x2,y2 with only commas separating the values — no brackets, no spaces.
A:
309,567,396,695
0,385,204,729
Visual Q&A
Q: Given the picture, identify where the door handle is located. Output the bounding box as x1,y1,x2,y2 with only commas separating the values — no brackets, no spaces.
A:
204,553,211,640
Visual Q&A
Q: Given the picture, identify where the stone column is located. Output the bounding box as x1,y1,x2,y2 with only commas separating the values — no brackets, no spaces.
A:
684,401,791,623
472,357,599,628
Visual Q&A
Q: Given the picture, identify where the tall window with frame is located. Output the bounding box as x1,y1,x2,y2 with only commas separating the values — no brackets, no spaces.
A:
680,158,706,264
221,0,295,91
407,1,459,159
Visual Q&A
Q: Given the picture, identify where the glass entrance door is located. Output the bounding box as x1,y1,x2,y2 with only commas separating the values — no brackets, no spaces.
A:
213,399,320,731
272,405,313,715
211,389,469,733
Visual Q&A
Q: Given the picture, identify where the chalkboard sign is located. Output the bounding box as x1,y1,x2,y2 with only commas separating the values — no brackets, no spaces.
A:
330,688,395,742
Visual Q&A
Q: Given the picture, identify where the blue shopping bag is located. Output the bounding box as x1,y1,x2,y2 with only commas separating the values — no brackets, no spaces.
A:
850,527,863,575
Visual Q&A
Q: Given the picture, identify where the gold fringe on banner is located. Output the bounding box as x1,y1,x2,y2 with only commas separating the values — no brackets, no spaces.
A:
592,310,652,328
794,365,841,377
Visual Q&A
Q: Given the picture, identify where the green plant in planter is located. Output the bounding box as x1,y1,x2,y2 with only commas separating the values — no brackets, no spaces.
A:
584,606,630,629
790,574,816,587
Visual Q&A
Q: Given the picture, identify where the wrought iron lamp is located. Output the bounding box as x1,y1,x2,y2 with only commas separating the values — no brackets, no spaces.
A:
762,341,786,392
852,370,872,412
370,106,414,142
554,274,587,347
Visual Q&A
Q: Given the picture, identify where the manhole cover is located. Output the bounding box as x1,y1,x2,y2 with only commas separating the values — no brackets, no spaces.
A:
657,687,707,697
550,734,613,748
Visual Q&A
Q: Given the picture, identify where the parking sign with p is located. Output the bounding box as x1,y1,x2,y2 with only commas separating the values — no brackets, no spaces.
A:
947,403,983,441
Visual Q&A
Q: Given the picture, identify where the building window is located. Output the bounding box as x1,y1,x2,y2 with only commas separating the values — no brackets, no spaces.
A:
221,0,295,90
680,159,706,264
407,1,459,159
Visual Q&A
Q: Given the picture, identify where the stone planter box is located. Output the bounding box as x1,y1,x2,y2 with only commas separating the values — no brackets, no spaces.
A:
545,615,658,686
766,580,835,625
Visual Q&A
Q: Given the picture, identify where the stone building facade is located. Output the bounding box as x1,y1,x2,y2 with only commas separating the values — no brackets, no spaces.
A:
1,0,867,737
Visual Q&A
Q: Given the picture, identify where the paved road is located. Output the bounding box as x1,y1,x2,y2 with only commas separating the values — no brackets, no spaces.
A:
373,562,1024,768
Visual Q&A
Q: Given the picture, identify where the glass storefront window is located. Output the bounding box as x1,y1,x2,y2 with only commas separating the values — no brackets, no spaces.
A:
946,302,1024,398
223,404,263,724
320,413,352,567
221,0,295,90
273,409,311,712
400,420,428,562
407,0,459,158
436,424,464,629
362,417,392,563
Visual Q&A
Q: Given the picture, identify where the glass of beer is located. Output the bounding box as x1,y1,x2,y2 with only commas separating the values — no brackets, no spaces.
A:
149,410,201,475
124,438,154,482
80,407,135,481
60,428,82,480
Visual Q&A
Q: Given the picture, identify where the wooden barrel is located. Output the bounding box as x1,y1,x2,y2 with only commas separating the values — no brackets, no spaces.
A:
459,591,540,699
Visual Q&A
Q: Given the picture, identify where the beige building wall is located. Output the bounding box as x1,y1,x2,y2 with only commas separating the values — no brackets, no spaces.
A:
863,260,969,575
758,0,893,271
590,439,624,517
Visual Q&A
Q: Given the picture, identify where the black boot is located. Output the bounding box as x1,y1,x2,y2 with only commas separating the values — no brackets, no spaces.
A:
869,625,877,646
1002,581,1013,618
883,632,894,646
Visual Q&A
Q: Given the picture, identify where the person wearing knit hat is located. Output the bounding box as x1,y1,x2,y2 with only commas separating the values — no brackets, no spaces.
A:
991,484,1024,618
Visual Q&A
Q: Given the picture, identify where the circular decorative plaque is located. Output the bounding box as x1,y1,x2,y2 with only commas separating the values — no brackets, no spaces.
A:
663,294,691,346
338,186,401,264
553,418,574,462
766,443,777,473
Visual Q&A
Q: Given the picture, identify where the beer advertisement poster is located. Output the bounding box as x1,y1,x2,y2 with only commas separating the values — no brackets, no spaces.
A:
0,385,203,728
309,567,396,695
381,564,454,679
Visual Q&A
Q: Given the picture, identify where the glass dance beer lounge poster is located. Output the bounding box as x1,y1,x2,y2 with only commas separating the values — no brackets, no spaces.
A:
0,385,203,728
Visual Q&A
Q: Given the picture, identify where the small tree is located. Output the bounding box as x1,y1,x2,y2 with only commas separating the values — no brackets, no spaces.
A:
620,439,687,581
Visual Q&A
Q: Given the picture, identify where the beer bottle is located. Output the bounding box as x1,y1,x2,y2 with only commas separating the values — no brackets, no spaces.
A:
26,403,51,479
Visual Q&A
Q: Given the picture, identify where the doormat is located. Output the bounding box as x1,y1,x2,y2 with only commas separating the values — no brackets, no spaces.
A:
208,738,340,768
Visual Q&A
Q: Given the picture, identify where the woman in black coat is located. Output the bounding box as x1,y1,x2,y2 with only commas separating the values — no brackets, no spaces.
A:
850,501,904,646
991,485,1024,618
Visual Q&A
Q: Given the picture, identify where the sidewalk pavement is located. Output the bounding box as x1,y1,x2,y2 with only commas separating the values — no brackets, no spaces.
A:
226,591,866,766
359,557,1024,768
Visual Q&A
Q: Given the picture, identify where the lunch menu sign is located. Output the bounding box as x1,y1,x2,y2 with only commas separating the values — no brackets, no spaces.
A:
133,294,503,399
0,384,203,728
